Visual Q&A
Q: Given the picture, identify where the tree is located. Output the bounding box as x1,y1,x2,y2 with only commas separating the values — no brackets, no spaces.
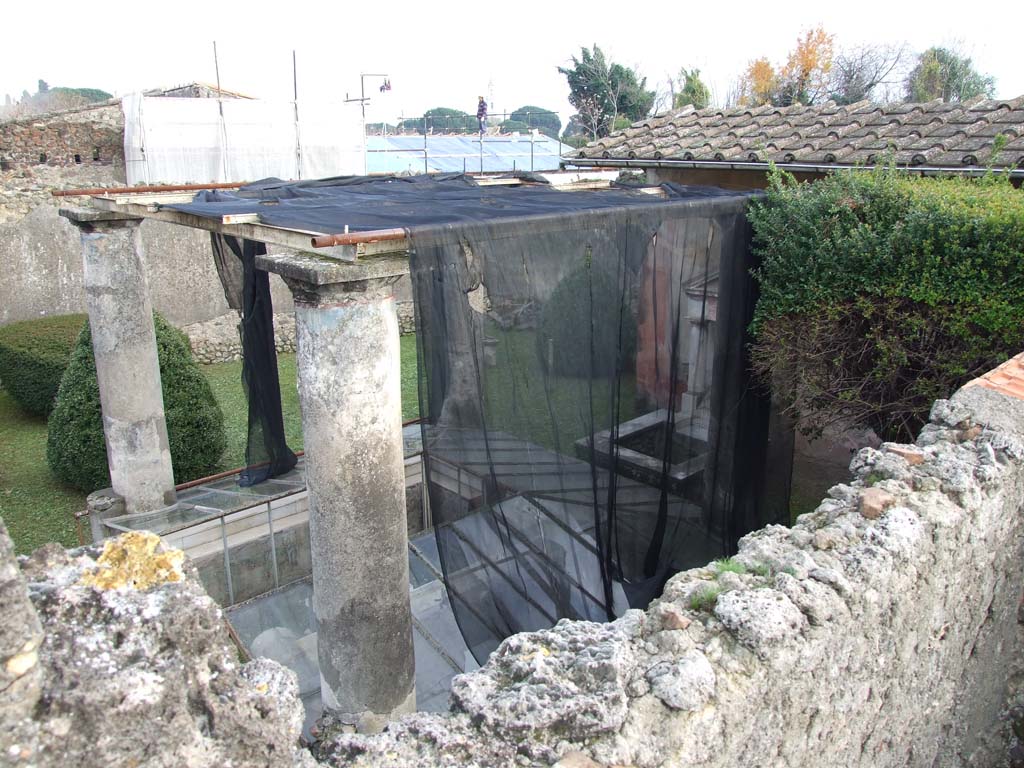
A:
904,47,995,103
670,68,711,110
829,44,906,104
37,79,49,93
559,45,655,140
508,105,561,139
733,26,835,106
774,26,835,106
734,57,779,106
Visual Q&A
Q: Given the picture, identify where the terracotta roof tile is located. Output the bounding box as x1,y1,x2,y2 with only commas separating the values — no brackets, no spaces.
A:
575,97,1024,170
964,353,1024,401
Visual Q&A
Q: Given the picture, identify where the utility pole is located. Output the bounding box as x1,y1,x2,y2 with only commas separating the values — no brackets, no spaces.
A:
345,73,389,175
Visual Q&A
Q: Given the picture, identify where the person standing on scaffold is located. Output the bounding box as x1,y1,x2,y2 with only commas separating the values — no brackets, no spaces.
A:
477,96,488,135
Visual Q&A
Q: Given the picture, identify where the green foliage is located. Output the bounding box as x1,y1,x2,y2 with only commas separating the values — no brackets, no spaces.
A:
509,105,561,139
0,314,86,416
672,68,711,109
537,262,637,377
558,45,654,139
398,107,476,135
750,563,772,578
47,314,227,491
51,87,112,103
904,47,995,102
688,583,722,612
712,557,747,575
749,165,1024,441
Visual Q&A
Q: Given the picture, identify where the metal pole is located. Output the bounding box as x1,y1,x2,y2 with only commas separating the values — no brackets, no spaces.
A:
360,75,367,175
423,117,428,174
213,41,228,181
293,50,302,179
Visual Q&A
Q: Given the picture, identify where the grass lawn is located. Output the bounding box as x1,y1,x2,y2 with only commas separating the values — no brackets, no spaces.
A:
1,336,422,555
0,391,82,554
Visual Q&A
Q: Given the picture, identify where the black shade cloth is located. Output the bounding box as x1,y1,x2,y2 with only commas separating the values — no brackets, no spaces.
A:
167,174,741,235
212,235,298,486
173,174,790,664
408,194,792,663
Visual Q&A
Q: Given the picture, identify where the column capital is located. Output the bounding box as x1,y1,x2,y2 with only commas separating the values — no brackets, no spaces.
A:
60,207,142,233
256,251,409,307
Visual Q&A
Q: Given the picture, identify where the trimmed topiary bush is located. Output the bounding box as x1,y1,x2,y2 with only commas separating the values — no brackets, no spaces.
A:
47,313,227,492
748,164,1024,442
0,314,87,416
537,263,636,377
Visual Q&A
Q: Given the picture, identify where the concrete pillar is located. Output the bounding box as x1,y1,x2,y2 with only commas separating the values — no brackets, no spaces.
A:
275,254,414,732
60,209,176,516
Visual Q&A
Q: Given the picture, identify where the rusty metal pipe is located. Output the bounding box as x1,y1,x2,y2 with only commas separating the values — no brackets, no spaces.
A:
310,227,407,248
52,181,250,197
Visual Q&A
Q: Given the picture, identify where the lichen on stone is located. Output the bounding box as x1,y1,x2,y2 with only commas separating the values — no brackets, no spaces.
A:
77,530,185,590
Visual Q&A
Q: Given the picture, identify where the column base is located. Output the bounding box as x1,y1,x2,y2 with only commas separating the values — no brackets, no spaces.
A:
318,685,416,734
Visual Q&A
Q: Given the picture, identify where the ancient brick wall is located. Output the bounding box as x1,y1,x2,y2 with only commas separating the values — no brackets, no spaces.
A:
0,103,124,171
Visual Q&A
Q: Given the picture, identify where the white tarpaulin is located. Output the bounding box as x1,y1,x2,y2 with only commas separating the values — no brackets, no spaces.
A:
122,93,364,185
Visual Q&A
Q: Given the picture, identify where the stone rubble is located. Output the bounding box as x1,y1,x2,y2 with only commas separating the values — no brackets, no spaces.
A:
0,526,315,768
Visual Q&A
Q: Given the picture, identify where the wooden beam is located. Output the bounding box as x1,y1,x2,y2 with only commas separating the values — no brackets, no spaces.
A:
221,213,262,225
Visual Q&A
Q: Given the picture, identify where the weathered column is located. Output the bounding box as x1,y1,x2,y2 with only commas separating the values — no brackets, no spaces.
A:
259,251,415,732
60,209,176,518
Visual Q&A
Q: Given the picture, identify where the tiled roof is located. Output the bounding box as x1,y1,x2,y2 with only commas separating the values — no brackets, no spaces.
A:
573,96,1024,170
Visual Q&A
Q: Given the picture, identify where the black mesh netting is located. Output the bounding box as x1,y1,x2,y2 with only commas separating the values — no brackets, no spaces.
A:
408,196,792,663
210,234,297,486
174,175,792,663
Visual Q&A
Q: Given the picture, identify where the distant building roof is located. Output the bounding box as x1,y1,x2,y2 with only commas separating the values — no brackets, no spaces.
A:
571,96,1024,173
149,83,254,100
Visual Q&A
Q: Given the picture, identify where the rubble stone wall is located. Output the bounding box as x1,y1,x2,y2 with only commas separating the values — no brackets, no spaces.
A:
0,104,124,171
319,368,1024,767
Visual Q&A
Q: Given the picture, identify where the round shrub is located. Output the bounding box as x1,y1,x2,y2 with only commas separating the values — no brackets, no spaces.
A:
47,313,227,492
0,314,87,416
537,263,636,377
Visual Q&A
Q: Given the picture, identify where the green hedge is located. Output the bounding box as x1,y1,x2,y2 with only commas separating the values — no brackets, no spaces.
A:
537,263,636,377
0,314,87,416
47,313,227,492
748,165,1024,441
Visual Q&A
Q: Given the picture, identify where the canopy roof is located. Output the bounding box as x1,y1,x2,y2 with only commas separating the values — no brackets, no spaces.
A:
163,173,744,235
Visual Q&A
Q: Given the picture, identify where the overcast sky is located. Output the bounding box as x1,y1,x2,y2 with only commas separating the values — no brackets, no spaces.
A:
3,0,1021,130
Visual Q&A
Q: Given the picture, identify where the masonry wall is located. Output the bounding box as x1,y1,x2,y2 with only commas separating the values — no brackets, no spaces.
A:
0,165,294,328
0,103,124,171
317,361,1024,768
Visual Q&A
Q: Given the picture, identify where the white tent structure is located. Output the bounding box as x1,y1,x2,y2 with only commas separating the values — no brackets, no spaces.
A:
122,92,365,185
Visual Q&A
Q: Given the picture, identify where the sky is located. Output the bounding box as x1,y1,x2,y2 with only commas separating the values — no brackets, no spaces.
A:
2,0,1022,132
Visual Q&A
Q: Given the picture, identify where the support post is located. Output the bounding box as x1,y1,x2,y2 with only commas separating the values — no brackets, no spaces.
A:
262,251,414,732
60,208,177,518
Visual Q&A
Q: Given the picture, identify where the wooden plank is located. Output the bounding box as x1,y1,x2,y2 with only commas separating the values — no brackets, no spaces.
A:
222,213,262,225
90,196,363,262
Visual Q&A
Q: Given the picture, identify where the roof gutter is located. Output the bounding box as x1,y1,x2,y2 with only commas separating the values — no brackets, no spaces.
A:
561,156,1024,179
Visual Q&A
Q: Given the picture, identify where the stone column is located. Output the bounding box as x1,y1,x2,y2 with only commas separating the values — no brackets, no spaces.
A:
60,209,176,518
263,252,415,732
